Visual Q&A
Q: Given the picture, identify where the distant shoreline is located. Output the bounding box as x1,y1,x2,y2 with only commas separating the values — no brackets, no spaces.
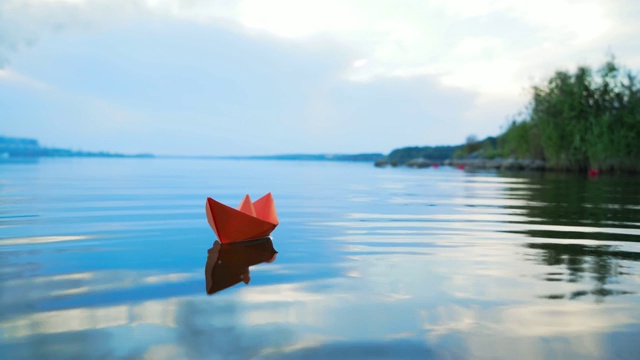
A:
1,136,385,163
0,136,153,159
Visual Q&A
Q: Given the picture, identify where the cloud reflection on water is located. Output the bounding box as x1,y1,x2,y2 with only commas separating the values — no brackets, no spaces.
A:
1,246,639,359
0,235,93,246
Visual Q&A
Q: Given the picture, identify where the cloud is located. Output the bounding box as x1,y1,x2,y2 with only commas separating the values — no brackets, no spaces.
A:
0,0,126,66
3,0,638,94
227,0,636,91
3,0,637,76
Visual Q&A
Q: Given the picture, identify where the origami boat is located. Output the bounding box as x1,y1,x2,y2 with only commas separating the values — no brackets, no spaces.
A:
205,193,279,244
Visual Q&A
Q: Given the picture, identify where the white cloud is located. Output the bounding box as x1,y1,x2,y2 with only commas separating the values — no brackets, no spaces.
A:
216,0,632,101
2,0,635,93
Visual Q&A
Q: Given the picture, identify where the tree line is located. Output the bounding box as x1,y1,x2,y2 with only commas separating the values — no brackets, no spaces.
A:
471,56,640,172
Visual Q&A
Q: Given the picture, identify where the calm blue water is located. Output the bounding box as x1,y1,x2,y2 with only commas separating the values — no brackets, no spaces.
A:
1,158,639,359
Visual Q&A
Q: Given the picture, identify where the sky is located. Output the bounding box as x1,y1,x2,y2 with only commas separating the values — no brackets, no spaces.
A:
1,0,639,156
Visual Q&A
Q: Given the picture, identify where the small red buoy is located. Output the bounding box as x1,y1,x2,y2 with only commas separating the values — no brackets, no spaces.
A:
588,169,599,177
456,165,465,170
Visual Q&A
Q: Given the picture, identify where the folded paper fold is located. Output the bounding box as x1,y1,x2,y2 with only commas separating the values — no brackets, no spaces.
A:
206,193,279,244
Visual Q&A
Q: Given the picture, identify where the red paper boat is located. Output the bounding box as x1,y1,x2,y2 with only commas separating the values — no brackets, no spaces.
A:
205,193,279,244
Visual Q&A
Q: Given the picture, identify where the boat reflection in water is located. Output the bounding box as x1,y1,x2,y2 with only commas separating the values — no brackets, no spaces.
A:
204,236,278,295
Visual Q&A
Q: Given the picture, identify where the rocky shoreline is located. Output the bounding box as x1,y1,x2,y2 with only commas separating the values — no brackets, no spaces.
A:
375,157,640,175
445,158,547,171
376,157,547,171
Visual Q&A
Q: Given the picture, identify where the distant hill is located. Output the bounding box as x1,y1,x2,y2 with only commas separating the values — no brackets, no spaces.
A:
1,136,381,162
381,145,462,165
0,136,154,159
224,153,386,162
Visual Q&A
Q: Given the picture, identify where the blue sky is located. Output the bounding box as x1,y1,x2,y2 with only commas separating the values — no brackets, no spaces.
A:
1,0,639,156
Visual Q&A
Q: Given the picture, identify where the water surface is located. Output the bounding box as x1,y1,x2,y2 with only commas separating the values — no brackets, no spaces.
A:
1,158,639,359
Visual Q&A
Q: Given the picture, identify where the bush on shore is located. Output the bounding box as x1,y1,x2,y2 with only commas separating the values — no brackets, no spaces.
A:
500,56,640,172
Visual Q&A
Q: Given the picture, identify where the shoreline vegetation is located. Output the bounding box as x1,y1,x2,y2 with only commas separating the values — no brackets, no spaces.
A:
376,56,640,174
